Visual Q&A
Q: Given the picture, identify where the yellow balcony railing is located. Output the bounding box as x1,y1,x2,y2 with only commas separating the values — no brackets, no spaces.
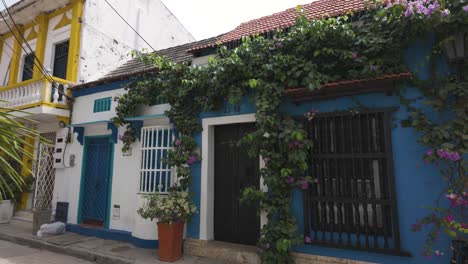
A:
0,77,74,110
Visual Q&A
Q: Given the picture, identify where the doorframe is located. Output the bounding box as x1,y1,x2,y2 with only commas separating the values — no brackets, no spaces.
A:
200,114,267,241
77,134,115,228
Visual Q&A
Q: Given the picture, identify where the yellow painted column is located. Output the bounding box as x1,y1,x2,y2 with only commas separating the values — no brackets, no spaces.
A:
33,14,49,79
66,0,84,82
18,132,36,210
7,27,24,85
0,38,4,66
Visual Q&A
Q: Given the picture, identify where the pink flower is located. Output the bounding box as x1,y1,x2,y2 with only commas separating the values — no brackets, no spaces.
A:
174,140,182,146
300,179,309,190
463,5,468,12
304,236,311,243
445,215,454,223
287,177,295,184
434,250,443,257
313,178,319,184
187,156,197,165
304,108,319,121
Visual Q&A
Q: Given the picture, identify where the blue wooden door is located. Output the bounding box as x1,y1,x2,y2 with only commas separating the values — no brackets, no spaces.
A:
81,137,112,225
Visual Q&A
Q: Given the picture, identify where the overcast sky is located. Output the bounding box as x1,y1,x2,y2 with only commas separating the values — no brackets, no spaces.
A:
2,0,313,40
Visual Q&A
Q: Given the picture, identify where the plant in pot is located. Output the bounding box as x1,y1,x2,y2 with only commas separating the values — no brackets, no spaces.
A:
138,188,197,262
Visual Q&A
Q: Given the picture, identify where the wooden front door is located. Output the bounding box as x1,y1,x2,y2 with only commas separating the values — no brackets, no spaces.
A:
214,123,260,246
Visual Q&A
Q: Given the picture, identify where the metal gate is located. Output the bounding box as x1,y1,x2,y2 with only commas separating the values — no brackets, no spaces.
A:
33,143,56,210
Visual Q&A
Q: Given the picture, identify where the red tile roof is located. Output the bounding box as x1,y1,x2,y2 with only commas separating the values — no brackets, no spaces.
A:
285,72,411,101
190,0,367,52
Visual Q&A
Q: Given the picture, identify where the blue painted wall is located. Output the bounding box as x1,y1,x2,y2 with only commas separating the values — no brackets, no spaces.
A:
186,38,452,263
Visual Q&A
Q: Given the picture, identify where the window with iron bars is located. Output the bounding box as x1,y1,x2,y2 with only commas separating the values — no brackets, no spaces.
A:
139,126,175,194
302,108,407,256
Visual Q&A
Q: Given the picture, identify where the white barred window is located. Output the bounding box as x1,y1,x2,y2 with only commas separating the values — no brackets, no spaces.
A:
139,126,175,193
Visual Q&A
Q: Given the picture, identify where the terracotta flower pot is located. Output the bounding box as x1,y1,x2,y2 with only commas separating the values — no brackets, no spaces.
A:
157,221,184,262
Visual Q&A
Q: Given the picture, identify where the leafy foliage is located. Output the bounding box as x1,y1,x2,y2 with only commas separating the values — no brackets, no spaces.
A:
114,0,468,262
138,188,197,224
0,108,42,201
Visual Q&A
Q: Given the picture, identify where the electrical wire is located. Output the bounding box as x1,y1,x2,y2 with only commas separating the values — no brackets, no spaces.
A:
1,39,37,83
0,0,71,100
1,0,56,83
103,0,156,52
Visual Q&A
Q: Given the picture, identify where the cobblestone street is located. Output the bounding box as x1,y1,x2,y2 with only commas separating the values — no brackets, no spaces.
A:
0,240,92,264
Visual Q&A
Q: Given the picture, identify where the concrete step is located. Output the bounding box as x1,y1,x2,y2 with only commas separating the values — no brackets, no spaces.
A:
13,210,33,222
184,239,260,264
183,238,374,264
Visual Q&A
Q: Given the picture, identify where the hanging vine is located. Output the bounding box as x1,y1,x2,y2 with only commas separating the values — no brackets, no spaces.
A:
113,1,467,262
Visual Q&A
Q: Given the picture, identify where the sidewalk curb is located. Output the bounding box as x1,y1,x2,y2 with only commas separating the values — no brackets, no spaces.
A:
0,230,133,264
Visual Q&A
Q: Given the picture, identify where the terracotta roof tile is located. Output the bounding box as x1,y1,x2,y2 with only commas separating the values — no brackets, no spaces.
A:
189,0,367,51
72,36,220,90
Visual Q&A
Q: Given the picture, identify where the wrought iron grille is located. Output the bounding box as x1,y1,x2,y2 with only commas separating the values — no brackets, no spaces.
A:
33,143,56,211
139,126,175,193
302,109,405,255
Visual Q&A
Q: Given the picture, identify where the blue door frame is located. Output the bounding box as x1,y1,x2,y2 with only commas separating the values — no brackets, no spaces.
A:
77,135,114,228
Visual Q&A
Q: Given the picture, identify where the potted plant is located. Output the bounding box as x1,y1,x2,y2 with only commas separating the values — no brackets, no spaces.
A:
138,188,197,262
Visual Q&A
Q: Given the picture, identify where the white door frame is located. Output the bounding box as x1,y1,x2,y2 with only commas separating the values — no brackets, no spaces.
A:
199,114,267,240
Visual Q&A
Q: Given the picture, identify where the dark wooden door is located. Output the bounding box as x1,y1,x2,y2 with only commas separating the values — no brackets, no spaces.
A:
214,123,260,246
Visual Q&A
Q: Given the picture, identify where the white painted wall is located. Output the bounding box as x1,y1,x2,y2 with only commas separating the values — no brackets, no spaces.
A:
53,87,172,240
78,0,195,83
1,0,195,85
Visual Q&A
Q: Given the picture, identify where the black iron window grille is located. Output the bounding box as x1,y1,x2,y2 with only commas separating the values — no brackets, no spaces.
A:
21,53,35,81
302,108,408,256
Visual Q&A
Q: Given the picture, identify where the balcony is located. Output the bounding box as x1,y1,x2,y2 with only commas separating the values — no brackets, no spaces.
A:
0,77,74,121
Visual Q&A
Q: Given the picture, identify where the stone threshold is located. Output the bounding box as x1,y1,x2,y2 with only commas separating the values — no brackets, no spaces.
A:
184,238,375,264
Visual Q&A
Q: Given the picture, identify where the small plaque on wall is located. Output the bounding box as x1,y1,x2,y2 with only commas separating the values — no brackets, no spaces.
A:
113,205,120,219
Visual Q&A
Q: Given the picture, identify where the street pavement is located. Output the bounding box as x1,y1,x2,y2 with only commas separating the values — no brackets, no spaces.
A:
0,239,92,264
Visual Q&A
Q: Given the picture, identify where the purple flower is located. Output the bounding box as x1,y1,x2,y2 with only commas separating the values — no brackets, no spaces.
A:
437,149,461,161
425,149,433,156
313,178,319,184
287,177,295,184
449,152,461,161
174,140,182,146
445,214,454,223
300,179,309,190
304,236,311,243
440,9,450,17
187,156,197,165
369,65,379,71
463,5,468,12
404,7,414,17
275,42,284,49
304,108,319,121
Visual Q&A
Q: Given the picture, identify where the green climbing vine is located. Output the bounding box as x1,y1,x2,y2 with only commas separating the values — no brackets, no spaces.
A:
113,0,467,262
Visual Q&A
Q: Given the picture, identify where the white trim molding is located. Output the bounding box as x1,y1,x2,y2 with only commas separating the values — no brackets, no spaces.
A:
200,114,268,241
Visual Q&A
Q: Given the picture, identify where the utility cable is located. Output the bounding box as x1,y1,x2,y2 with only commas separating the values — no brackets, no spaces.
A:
1,0,55,83
0,2,70,101
103,0,156,52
